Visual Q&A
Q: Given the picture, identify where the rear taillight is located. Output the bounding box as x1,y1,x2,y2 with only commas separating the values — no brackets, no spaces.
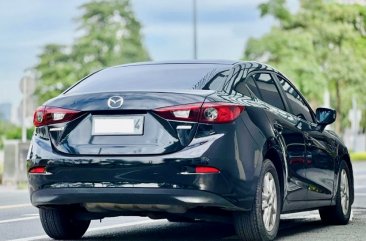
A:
200,103,244,123
33,106,81,127
153,103,202,122
154,102,244,124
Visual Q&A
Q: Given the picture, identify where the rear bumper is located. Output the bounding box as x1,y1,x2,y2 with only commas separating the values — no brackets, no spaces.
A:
27,119,260,212
31,187,246,211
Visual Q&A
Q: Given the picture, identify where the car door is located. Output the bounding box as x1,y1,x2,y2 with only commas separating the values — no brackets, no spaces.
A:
276,75,336,200
245,72,308,201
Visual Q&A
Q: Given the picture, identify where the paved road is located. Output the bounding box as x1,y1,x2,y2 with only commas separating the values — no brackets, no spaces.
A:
1,162,366,241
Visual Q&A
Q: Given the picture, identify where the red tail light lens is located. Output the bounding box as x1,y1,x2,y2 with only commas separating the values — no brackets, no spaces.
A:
200,103,244,124
153,103,202,122
154,102,244,124
195,166,220,174
33,106,81,127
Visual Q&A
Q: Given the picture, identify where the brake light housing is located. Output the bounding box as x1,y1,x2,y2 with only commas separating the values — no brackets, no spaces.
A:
154,103,202,122
33,106,81,127
154,102,244,124
200,103,244,123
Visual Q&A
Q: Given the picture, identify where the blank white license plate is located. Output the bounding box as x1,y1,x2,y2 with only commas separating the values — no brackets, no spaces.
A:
92,116,144,135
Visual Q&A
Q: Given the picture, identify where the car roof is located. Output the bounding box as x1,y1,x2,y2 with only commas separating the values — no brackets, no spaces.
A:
112,60,240,68
102,60,283,79
110,60,278,71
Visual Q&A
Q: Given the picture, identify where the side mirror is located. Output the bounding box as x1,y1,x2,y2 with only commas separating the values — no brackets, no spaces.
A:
316,107,336,130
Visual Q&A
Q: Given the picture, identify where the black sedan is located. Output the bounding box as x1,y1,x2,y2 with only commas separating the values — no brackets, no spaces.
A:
27,61,354,241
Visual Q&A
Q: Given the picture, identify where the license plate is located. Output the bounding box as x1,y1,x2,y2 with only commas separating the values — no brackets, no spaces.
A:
92,115,144,135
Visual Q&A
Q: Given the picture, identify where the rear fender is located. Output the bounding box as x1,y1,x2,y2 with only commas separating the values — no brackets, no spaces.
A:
262,137,288,209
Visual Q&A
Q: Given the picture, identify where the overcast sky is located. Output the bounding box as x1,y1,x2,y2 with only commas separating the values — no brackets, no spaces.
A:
0,0,298,117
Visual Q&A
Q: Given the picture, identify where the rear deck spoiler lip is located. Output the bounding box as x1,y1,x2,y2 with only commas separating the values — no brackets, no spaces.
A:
61,89,216,98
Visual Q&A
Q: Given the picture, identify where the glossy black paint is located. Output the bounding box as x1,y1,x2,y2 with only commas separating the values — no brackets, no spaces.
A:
27,60,354,220
44,91,213,155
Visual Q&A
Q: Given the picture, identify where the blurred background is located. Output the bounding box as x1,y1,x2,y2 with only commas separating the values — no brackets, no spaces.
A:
0,0,366,185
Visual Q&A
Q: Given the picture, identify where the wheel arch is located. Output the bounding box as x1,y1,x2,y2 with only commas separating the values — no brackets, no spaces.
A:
342,154,354,205
263,146,286,211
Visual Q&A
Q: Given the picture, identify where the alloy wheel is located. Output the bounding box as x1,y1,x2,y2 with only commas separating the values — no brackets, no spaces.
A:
340,169,350,215
262,172,278,232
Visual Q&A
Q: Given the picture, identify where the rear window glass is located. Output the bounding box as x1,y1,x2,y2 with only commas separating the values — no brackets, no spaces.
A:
66,64,230,94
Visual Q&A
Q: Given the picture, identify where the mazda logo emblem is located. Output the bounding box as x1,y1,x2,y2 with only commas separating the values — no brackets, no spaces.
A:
107,96,124,109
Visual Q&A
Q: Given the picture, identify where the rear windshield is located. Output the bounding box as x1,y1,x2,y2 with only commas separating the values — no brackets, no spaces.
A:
66,64,230,94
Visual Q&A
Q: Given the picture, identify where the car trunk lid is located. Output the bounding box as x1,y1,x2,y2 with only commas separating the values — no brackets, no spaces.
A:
43,90,214,155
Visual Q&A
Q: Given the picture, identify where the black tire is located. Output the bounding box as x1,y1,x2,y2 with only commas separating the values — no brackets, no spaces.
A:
319,160,352,225
39,207,90,240
234,159,281,241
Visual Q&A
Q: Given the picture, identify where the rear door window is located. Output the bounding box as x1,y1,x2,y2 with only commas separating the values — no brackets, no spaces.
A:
253,73,285,111
245,76,262,98
232,71,252,97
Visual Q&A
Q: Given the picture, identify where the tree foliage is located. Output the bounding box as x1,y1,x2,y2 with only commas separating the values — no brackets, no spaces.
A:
244,0,366,133
0,121,33,149
35,0,150,103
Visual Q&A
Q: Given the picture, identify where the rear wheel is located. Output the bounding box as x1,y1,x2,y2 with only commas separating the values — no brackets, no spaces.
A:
319,160,352,225
234,159,281,241
39,207,90,240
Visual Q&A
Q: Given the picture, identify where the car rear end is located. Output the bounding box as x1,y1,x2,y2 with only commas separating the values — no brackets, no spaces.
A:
27,63,257,221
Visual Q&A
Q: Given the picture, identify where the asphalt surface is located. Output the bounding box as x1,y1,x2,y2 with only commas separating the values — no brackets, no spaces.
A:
1,162,366,241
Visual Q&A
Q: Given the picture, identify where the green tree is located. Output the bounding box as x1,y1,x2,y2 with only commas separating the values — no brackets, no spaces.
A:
35,0,150,103
36,44,77,102
244,0,366,133
0,121,33,149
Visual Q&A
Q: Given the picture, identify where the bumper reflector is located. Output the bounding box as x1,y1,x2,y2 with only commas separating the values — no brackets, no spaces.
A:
29,166,46,174
195,166,220,174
